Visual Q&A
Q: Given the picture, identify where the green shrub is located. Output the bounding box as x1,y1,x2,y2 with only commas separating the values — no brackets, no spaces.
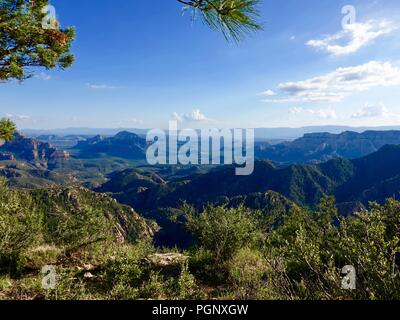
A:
108,282,139,300
0,275,12,292
0,178,43,275
102,243,153,286
265,197,400,300
185,205,265,265
139,271,168,299
22,245,62,271
174,262,198,299
336,200,400,300
228,247,268,299
44,206,113,250
188,247,225,283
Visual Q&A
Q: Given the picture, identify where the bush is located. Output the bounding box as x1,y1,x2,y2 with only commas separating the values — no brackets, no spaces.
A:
22,246,62,271
103,243,153,288
108,282,139,300
185,205,265,265
44,206,113,250
174,262,198,299
228,247,268,299
336,200,400,300
0,178,43,275
139,271,168,299
264,197,400,300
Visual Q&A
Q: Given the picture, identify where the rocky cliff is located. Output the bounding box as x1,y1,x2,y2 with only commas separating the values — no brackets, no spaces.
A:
0,132,70,163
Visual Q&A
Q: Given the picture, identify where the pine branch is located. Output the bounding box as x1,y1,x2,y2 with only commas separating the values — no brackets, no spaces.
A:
178,0,263,43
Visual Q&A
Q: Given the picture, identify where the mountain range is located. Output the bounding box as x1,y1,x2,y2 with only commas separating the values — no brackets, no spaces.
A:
255,130,400,164
93,145,400,246
22,125,400,141
3,130,400,199
2,129,400,247
99,145,400,212
0,132,142,188
31,129,400,166
72,131,147,159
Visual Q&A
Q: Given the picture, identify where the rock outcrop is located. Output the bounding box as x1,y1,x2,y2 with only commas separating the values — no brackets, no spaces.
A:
0,132,70,163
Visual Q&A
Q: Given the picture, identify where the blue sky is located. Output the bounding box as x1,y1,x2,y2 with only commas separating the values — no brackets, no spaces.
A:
1,0,400,129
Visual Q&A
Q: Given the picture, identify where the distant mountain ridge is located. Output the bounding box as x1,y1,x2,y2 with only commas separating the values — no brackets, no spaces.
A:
73,131,147,159
256,130,400,163
100,145,400,212
22,125,400,141
0,132,70,165
32,129,400,166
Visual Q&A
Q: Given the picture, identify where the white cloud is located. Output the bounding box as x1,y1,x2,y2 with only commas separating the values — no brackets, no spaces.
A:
351,103,390,118
259,89,276,96
288,107,337,119
172,109,214,123
309,107,337,119
184,109,211,122
171,112,183,122
307,20,395,55
263,61,400,103
85,83,119,90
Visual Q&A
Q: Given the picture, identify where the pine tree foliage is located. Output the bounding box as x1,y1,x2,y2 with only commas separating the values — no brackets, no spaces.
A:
0,0,75,81
0,118,15,142
179,0,263,42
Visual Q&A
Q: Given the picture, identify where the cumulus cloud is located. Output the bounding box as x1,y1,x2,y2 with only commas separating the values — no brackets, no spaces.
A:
171,112,183,123
288,107,337,119
309,107,337,119
307,20,395,55
263,61,400,103
171,109,214,123
184,109,213,122
351,103,390,119
259,89,276,96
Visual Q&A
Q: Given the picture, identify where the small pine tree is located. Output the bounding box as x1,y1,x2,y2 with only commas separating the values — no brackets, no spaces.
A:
0,118,16,142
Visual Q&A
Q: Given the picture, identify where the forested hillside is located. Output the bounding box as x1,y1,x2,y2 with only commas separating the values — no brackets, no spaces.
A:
1,179,399,300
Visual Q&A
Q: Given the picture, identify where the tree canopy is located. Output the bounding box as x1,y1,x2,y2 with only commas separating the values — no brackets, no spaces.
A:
0,0,75,81
0,118,15,142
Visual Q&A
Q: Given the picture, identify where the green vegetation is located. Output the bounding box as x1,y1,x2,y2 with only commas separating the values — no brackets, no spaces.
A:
0,0,75,81
185,197,400,299
1,176,399,300
0,178,155,275
179,0,263,42
102,145,400,217
0,118,15,142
